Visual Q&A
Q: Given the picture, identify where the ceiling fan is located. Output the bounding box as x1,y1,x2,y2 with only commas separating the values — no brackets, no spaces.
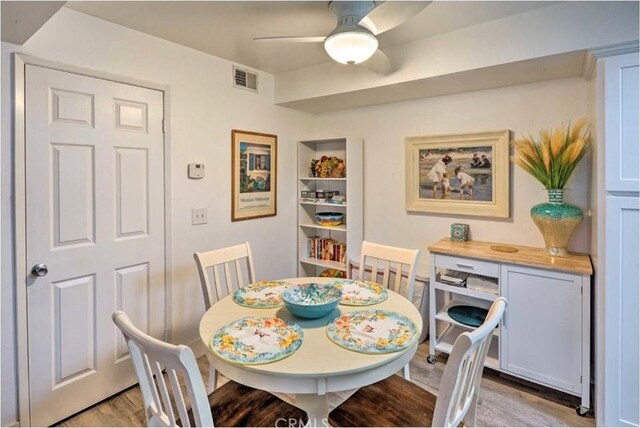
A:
254,1,431,74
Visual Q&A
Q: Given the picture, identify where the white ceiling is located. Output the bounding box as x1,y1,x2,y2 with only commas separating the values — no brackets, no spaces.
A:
1,1,66,45
65,1,558,74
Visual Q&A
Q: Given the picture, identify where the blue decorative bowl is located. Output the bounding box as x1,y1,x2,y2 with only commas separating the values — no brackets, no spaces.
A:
282,283,342,319
314,212,344,227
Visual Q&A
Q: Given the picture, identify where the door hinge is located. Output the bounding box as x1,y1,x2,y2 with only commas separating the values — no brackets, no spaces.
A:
161,119,165,133
580,375,583,384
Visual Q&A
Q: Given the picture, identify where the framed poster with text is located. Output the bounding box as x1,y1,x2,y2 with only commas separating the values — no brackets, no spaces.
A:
232,129,277,221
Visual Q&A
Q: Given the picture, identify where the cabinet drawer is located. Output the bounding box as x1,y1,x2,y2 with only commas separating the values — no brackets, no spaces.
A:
434,254,499,277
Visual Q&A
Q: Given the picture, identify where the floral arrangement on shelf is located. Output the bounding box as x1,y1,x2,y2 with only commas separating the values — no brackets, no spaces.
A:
512,118,590,189
311,156,346,178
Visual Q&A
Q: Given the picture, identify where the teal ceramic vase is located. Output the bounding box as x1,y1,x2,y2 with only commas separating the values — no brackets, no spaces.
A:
530,189,583,257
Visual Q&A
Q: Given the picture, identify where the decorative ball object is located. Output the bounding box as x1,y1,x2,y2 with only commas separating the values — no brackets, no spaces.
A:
451,223,469,242
282,283,342,319
314,212,344,227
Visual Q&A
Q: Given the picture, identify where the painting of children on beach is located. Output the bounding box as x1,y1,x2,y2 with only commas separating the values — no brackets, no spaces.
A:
419,146,494,201
406,131,509,218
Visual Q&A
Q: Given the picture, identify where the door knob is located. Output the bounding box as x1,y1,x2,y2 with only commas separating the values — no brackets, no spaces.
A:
31,263,48,277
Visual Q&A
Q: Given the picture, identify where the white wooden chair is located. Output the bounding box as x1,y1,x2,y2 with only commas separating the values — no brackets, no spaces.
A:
355,240,420,301
329,297,508,427
113,311,306,427
193,242,255,310
193,242,255,392
113,310,213,427
355,240,420,379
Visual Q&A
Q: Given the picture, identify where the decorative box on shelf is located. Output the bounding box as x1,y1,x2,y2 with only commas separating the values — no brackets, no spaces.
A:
427,238,593,416
450,223,469,242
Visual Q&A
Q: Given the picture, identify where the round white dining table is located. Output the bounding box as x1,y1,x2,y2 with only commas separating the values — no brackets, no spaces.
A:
199,277,423,427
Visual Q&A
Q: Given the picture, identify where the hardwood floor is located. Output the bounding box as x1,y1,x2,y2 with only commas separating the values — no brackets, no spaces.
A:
57,341,595,427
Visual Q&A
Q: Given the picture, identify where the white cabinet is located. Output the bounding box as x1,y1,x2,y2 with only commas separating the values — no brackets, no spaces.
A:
604,54,639,193
501,265,584,395
603,195,639,427
594,51,640,427
428,239,592,414
296,138,363,276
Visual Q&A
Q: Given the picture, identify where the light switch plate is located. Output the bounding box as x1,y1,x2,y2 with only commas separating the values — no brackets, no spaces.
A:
192,208,207,225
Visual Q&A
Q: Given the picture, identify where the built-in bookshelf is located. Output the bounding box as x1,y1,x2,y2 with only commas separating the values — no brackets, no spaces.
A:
297,138,363,276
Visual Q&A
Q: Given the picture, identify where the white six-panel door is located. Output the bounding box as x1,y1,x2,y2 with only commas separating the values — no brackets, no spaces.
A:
25,65,165,426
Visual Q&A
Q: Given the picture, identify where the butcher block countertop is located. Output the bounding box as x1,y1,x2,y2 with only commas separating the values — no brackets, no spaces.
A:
428,238,593,275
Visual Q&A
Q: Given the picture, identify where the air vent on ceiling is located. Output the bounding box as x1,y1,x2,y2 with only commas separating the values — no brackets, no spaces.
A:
233,66,258,93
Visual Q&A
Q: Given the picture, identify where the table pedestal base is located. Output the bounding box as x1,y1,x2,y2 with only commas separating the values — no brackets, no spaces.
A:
294,394,330,427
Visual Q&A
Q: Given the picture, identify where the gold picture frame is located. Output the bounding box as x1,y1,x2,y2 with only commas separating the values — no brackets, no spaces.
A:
405,130,510,218
231,129,277,221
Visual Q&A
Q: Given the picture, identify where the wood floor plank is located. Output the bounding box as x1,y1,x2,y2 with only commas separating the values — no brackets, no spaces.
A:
55,341,595,427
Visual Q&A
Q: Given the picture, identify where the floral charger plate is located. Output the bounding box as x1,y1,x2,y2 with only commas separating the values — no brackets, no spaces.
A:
328,279,388,306
326,310,417,354
210,316,303,365
233,281,290,308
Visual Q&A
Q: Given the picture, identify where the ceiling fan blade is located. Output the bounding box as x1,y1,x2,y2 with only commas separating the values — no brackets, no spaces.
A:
360,49,393,75
253,36,326,43
359,1,432,35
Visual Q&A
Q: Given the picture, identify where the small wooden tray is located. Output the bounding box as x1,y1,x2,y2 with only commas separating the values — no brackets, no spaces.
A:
490,245,519,253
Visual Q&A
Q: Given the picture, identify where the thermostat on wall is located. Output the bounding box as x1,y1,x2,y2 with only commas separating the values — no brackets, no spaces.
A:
188,164,205,179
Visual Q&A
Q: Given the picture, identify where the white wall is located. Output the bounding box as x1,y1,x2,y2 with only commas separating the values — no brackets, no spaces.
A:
312,77,591,274
1,41,20,428
1,8,313,425
588,60,604,425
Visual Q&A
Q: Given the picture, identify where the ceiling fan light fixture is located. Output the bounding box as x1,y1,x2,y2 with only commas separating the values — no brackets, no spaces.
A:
324,31,378,65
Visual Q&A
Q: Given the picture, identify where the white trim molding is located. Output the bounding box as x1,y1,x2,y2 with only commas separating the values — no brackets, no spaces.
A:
582,41,639,80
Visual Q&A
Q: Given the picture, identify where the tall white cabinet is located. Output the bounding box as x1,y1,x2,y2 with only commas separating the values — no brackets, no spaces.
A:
593,51,639,427
296,138,363,277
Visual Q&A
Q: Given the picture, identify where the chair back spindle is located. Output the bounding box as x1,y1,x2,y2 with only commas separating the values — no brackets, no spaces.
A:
433,297,508,427
356,241,420,300
193,242,255,310
112,311,213,427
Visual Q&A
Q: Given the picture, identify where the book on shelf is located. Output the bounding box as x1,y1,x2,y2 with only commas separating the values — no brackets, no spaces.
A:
307,237,346,263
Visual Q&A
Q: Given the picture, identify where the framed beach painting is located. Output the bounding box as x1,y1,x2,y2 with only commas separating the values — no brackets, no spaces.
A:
232,129,277,221
405,130,510,218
